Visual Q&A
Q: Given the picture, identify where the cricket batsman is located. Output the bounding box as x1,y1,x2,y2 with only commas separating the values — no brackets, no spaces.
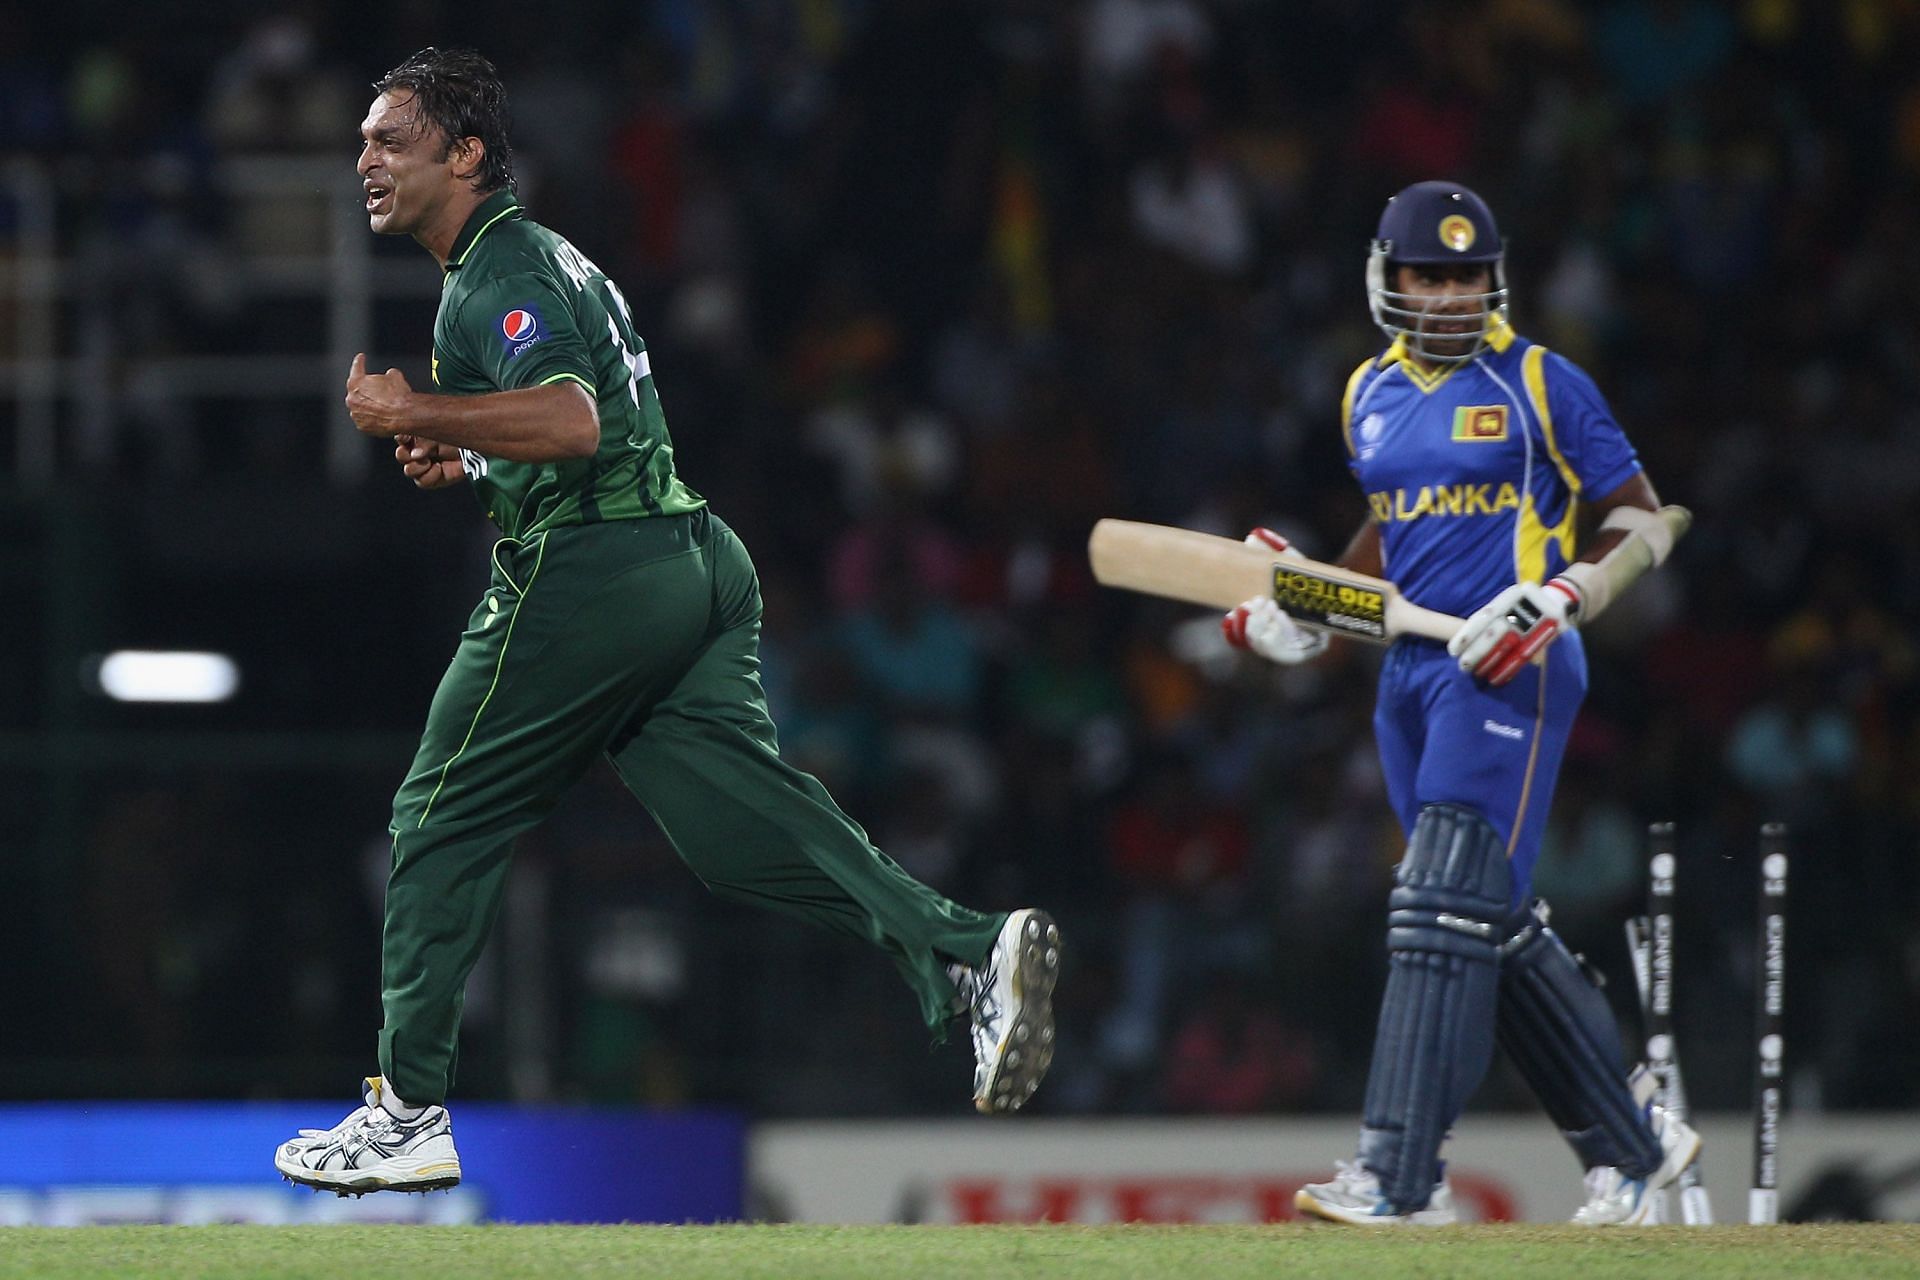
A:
274,48,1059,1194
1222,181,1700,1224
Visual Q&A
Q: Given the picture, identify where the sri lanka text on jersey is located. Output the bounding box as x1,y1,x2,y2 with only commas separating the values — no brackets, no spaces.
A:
1367,482,1523,523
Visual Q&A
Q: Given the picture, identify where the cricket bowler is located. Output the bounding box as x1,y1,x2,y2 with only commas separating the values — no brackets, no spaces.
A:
274,47,1059,1194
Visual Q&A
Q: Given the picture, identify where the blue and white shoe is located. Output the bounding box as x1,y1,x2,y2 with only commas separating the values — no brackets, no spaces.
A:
1295,1160,1458,1226
1571,1105,1702,1225
274,1076,462,1196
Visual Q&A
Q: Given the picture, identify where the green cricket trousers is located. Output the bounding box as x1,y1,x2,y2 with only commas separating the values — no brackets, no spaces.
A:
378,507,1004,1105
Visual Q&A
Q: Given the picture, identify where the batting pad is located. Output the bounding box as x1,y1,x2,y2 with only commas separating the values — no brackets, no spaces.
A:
1358,804,1510,1212
1497,902,1662,1176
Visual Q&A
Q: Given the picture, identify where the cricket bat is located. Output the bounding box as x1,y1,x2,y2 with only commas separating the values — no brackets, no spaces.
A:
1087,518,1465,645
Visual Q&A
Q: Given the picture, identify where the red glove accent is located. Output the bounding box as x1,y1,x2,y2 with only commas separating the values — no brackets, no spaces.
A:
1222,604,1253,649
1476,618,1562,686
1543,577,1583,615
1227,531,1298,654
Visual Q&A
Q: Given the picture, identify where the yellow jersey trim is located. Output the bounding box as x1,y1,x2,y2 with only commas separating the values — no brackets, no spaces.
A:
1516,493,1578,585
1375,316,1518,395
1378,336,1456,393
1340,357,1375,457
1522,345,1582,497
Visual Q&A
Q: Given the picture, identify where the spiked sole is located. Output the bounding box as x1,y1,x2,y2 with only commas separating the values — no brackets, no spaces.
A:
275,1150,462,1197
976,909,1062,1114
280,1172,462,1198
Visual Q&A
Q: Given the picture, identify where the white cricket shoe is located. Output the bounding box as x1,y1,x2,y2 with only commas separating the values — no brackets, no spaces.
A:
274,1076,462,1195
1571,1105,1703,1225
1295,1160,1458,1225
958,908,1061,1113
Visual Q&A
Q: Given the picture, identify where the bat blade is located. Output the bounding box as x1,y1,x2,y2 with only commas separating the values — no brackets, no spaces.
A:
1087,518,1462,644
1086,519,1276,612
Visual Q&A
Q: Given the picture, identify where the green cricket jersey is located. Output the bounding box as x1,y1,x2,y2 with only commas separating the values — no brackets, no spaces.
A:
430,189,705,539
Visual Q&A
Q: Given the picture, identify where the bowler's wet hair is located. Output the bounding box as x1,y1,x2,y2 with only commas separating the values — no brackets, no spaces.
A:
374,47,514,193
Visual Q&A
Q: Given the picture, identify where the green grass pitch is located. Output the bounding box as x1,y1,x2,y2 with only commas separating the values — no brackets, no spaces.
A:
2,1224,1918,1279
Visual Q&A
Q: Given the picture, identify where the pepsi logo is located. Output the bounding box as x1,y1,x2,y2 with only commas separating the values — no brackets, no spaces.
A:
501,309,537,341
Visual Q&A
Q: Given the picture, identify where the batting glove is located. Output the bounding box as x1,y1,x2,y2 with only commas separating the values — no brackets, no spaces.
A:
1222,528,1331,665
1448,577,1581,686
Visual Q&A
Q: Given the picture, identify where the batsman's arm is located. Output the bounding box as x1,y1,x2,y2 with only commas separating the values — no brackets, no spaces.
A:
1555,474,1688,623
1451,475,1691,684
1570,474,1659,567
1334,520,1384,578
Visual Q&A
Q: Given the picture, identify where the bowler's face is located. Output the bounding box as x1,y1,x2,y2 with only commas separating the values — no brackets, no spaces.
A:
356,91,451,236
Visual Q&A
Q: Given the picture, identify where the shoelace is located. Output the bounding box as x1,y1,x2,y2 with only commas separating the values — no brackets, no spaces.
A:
299,1103,375,1141
297,1117,360,1139
338,1108,397,1152
1331,1159,1376,1193
973,976,1001,1025
968,961,1004,1061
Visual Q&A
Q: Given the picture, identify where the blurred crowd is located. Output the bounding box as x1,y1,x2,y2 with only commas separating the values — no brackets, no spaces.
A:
7,0,1920,1118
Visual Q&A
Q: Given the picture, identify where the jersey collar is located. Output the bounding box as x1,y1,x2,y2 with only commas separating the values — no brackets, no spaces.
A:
1376,314,1517,390
444,189,523,270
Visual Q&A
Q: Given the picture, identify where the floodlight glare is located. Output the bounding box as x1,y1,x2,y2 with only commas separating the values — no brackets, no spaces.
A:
94,651,241,703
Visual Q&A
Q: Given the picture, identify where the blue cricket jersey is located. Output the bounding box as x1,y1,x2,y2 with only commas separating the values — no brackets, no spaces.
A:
1340,319,1642,618
1343,319,1643,893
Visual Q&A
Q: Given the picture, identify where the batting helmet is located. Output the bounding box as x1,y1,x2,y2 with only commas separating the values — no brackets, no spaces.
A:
1367,181,1510,363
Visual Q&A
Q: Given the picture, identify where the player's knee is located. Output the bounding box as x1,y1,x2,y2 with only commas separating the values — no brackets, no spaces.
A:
1499,898,1604,990
1499,897,1552,961
1387,803,1510,959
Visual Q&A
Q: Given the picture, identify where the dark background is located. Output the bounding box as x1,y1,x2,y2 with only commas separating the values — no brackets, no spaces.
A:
2,0,1914,1120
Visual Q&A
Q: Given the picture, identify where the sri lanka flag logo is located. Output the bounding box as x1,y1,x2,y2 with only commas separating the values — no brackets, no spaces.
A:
499,305,546,357
1452,404,1509,442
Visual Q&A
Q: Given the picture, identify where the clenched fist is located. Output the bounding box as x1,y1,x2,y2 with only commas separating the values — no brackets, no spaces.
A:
345,352,417,437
